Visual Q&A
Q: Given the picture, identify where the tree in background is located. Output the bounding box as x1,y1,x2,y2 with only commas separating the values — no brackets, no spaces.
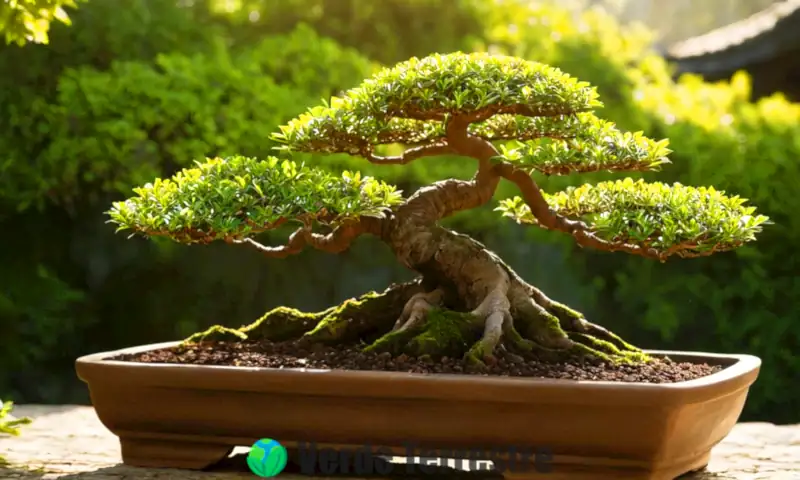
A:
108,53,767,364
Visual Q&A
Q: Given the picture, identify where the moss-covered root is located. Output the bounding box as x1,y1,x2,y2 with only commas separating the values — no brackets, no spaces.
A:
181,279,423,345
513,299,651,365
364,308,482,358
362,301,649,368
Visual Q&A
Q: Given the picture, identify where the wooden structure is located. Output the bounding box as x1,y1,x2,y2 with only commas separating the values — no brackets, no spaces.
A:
665,0,800,101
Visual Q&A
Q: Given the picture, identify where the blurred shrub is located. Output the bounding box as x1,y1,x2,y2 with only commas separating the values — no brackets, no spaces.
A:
585,72,800,423
0,0,220,94
0,400,31,446
0,23,379,210
219,0,485,64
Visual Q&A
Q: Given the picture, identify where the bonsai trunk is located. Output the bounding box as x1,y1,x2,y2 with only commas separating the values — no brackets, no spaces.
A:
188,220,646,366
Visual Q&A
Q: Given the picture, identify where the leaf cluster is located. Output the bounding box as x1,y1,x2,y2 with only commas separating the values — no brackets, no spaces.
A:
273,52,601,153
498,178,769,256
0,400,31,437
494,113,672,175
107,156,402,244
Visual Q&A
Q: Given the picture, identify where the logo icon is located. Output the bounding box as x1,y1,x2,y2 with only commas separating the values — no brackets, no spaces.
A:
247,438,288,478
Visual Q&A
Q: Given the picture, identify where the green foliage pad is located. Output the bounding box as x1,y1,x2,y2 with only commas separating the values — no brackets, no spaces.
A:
495,113,672,175
273,52,602,154
498,178,769,257
110,50,769,260
107,156,402,243
0,0,785,425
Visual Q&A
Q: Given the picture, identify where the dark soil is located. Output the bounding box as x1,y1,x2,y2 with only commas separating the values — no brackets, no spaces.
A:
111,340,722,383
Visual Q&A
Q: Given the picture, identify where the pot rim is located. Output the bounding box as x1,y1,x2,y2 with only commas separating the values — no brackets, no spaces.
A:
76,341,761,407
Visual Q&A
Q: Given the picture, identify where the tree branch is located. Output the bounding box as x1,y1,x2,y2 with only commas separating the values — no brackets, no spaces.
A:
396,115,506,224
229,219,375,258
494,162,666,261
388,103,579,124
446,114,502,182
361,142,455,165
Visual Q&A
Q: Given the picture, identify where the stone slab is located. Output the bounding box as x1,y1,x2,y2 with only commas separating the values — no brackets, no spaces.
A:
0,405,798,479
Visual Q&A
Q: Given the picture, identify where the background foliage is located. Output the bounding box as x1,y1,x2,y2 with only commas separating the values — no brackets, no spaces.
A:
0,0,796,423
0,0,83,45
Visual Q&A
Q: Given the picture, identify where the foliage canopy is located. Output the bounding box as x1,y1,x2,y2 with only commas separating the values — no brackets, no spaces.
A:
110,52,768,261
273,52,601,154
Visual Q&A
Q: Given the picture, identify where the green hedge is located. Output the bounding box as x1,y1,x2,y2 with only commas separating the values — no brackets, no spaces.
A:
0,0,83,46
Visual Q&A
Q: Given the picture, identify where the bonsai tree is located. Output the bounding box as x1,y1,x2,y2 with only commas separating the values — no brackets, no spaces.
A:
107,53,768,366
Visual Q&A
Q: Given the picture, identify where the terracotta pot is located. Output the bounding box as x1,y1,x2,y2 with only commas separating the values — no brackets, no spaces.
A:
76,342,760,480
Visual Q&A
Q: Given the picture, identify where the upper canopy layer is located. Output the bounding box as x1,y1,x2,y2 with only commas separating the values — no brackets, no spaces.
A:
273,52,601,154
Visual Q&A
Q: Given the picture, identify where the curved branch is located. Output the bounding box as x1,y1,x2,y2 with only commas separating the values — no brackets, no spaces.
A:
361,142,455,165
230,229,307,258
230,218,378,258
396,116,505,224
494,162,665,261
446,114,502,182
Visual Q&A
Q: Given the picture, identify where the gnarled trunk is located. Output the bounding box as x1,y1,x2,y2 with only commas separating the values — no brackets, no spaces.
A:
375,217,645,364
188,220,647,366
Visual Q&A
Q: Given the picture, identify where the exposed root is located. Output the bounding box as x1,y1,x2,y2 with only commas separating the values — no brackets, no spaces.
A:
392,288,445,332
464,285,512,365
182,279,649,368
182,279,423,345
365,308,481,358
526,285,649,363
173,115,661,371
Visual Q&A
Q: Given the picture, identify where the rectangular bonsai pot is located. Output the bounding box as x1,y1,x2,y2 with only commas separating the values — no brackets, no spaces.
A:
76,342,760,480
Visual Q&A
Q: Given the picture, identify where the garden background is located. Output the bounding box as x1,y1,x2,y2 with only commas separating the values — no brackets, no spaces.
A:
1,0,797,425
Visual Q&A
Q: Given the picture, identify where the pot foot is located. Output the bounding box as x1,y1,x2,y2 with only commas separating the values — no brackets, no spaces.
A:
119,437,233,469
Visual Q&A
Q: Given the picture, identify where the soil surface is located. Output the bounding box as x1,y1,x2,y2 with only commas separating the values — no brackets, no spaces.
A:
111,340,722,383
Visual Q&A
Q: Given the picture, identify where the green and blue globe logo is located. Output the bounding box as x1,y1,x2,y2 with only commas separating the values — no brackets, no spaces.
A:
247,438,288,477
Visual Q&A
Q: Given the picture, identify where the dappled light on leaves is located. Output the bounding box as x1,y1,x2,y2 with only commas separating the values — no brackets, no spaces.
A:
494,112,672,174
115,50,769,262
107,156,402,244
272,52,601,154
498,178,769,258
0,0,82,45
272,52,672,177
